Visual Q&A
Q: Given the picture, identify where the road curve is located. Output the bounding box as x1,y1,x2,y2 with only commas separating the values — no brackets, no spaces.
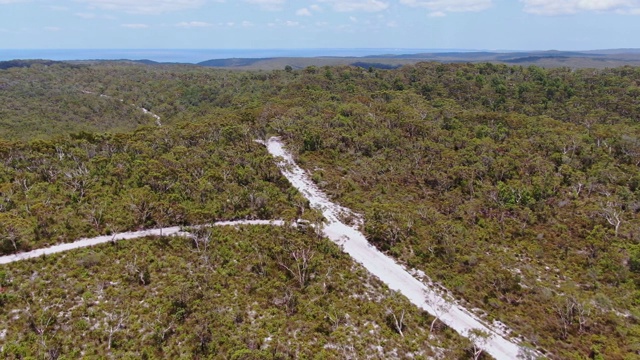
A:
0,220,286,265
0,135,542,358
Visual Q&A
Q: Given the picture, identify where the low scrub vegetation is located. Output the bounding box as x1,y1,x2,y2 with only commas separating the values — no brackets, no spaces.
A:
0,227,471,358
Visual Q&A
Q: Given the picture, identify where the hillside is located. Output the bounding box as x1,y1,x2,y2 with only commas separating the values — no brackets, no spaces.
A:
261,63,640,358
0,122,299,255
1,61,640,358
195,50,640,70
0,227,472,358
14,49,638,71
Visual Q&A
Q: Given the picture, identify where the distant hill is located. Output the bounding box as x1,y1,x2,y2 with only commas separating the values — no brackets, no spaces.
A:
9,49,639,70
133,59,160,65
194,49,640,70
197,58,274,67
0,59,66,70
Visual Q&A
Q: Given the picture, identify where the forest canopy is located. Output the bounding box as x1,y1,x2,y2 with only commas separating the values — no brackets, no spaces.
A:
1,61,640,358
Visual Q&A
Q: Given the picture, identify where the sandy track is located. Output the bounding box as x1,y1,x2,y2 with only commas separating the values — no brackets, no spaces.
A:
0,134,541,358
0,220,285,265
261,137,541,360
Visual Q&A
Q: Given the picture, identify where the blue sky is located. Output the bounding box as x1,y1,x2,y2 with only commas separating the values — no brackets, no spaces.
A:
1,0,640,50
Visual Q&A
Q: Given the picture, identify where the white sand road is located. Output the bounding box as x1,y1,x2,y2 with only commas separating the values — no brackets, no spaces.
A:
0,135,543,358
81,90,162,126
0,220,285,265
259,137,543,360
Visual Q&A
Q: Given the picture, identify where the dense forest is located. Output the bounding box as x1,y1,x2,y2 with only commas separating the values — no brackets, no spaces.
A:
0,123,303,255
1,61,640,358
266,63,640,358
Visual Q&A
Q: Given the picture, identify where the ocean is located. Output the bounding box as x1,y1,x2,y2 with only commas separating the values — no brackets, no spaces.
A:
0,48,460,64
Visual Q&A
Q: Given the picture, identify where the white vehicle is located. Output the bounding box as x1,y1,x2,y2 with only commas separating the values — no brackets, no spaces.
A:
296,219,311,230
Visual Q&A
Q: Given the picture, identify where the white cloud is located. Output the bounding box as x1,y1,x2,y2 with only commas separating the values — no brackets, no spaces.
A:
267,19,302,27
75,12,115,20
241,20,254,27
121,23,149,28
521,0,640,15
77,0,204,14
75,12,96,18
176,21,213,28
400,0,492,16
318,0,389,12
244,0,285,10
297,4,323,15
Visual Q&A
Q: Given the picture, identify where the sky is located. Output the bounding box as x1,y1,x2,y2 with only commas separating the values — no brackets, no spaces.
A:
1,0,640,51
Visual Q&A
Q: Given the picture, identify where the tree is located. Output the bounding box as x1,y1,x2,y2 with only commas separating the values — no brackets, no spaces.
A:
553,295,590,339
468,329,490,360
388,309,405,337
63,164,92,202
278,246,315,289
425,291,452,338
191,227,213,268
585,225,608,263
0,213,31,254
125,254,150,285
103,310,127,350
29,303,60,358
599,202,623,237
128,187,157,229
619,134,640,166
